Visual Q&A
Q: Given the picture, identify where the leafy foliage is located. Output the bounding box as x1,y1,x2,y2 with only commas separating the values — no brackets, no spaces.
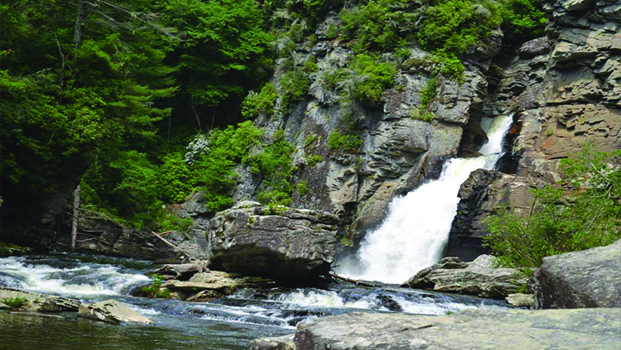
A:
350,54,397,104
483,146,621,268
1,297,29,311
249,129,295,206
241,83,278,119
327,131,363,154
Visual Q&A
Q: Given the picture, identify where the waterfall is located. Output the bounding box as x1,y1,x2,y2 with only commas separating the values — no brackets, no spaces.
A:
336,115,514,284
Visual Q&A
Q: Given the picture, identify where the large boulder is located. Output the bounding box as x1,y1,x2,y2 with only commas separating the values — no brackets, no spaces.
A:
207,202,339,278
0,287,80,312
534,239,621,309
78,299,152,325
249,308,621,350
402,256,528,299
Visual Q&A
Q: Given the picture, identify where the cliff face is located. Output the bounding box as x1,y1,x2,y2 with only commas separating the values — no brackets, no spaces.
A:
446,0,621,259
230,16,502,243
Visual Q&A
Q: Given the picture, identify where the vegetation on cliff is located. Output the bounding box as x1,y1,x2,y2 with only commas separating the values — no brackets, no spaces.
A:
484,146,621,268
1,0,547,231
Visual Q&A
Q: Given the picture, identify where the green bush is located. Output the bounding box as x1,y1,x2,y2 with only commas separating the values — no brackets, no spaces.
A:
248,129,294,206
1,297,29,311
280,69,311,112
350,54,397,104
483,146,621,268
241,83,278,119
328,131,363,153
420,76,438,109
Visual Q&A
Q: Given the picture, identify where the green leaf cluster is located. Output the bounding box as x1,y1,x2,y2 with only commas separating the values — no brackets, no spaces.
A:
249,129,295,206
241,83,278,119
483,146,621,268
327,131,363,154
350,54,397,105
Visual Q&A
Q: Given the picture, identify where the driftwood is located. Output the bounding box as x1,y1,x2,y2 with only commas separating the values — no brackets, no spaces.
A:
150,231,193,259
329,273,376,287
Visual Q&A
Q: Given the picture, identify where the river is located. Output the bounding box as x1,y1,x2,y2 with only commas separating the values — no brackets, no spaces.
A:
0,254,508,349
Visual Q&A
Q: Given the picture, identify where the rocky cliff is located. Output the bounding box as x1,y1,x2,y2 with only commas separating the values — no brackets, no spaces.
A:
446,0,621,259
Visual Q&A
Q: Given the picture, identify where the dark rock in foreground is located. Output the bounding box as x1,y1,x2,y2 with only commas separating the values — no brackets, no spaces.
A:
535,239,621,309
249,308,621,350
402,256,528,299
207,202,339,278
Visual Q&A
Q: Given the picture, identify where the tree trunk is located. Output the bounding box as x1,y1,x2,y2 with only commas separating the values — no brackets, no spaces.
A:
71,184,81,251
74,0,86,51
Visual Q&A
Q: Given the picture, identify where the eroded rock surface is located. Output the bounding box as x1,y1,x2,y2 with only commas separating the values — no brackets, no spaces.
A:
402,256,528,299
78,299,152,325
0,287,80,312
207,203,338,278
250,308,621,350
534,239,621,309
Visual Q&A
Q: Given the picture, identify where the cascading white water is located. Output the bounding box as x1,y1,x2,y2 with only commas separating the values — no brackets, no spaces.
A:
336,115,514,284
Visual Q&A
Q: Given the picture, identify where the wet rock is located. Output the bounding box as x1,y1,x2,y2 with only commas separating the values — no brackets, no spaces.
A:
248,334,296,350
162,271,275,301
402,255,528,299
249,308,621,350
150,263,206,281
207,204,339,278
78,299,152,325
0,287,80,312
506,293,535,308
534,239,621,309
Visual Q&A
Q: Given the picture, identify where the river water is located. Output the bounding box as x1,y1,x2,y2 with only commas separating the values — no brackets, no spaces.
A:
0,254,508,349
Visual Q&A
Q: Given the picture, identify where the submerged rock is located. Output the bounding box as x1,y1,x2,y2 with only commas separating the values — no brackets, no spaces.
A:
402,255,528,299
78,299,152,325
249,308,621,350
534,239,621,309
0,287,80,312
207,203,339,278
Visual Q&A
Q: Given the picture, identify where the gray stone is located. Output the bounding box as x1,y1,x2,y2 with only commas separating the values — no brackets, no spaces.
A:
161,271,275,301
506,293,535,307
207,205,339,277
0,287,80,312
534,239,621,309
78,299,152,325
402,256,529,299
249,308,621,350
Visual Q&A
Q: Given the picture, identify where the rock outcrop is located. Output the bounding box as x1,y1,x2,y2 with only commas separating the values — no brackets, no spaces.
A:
161,271,275,301
207,202,338,278
53,210,179,261
446,0,621,257
0,287,80,312
249,308,621,350
402,256,528,299
78,299,152,325
534,239,621,309
446,170,541,261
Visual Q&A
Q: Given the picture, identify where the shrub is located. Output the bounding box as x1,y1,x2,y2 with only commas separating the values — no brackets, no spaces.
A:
483,146,621,268
420,76,438,109
328,131,363,153
350,54,397,104
141,274,171,298
241,83,278,119
280,69,311,112
1,297,29,310
248,129,294,206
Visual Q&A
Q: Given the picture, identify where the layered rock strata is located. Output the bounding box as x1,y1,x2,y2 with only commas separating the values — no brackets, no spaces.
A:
207,202,338,278
402,256,529,299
